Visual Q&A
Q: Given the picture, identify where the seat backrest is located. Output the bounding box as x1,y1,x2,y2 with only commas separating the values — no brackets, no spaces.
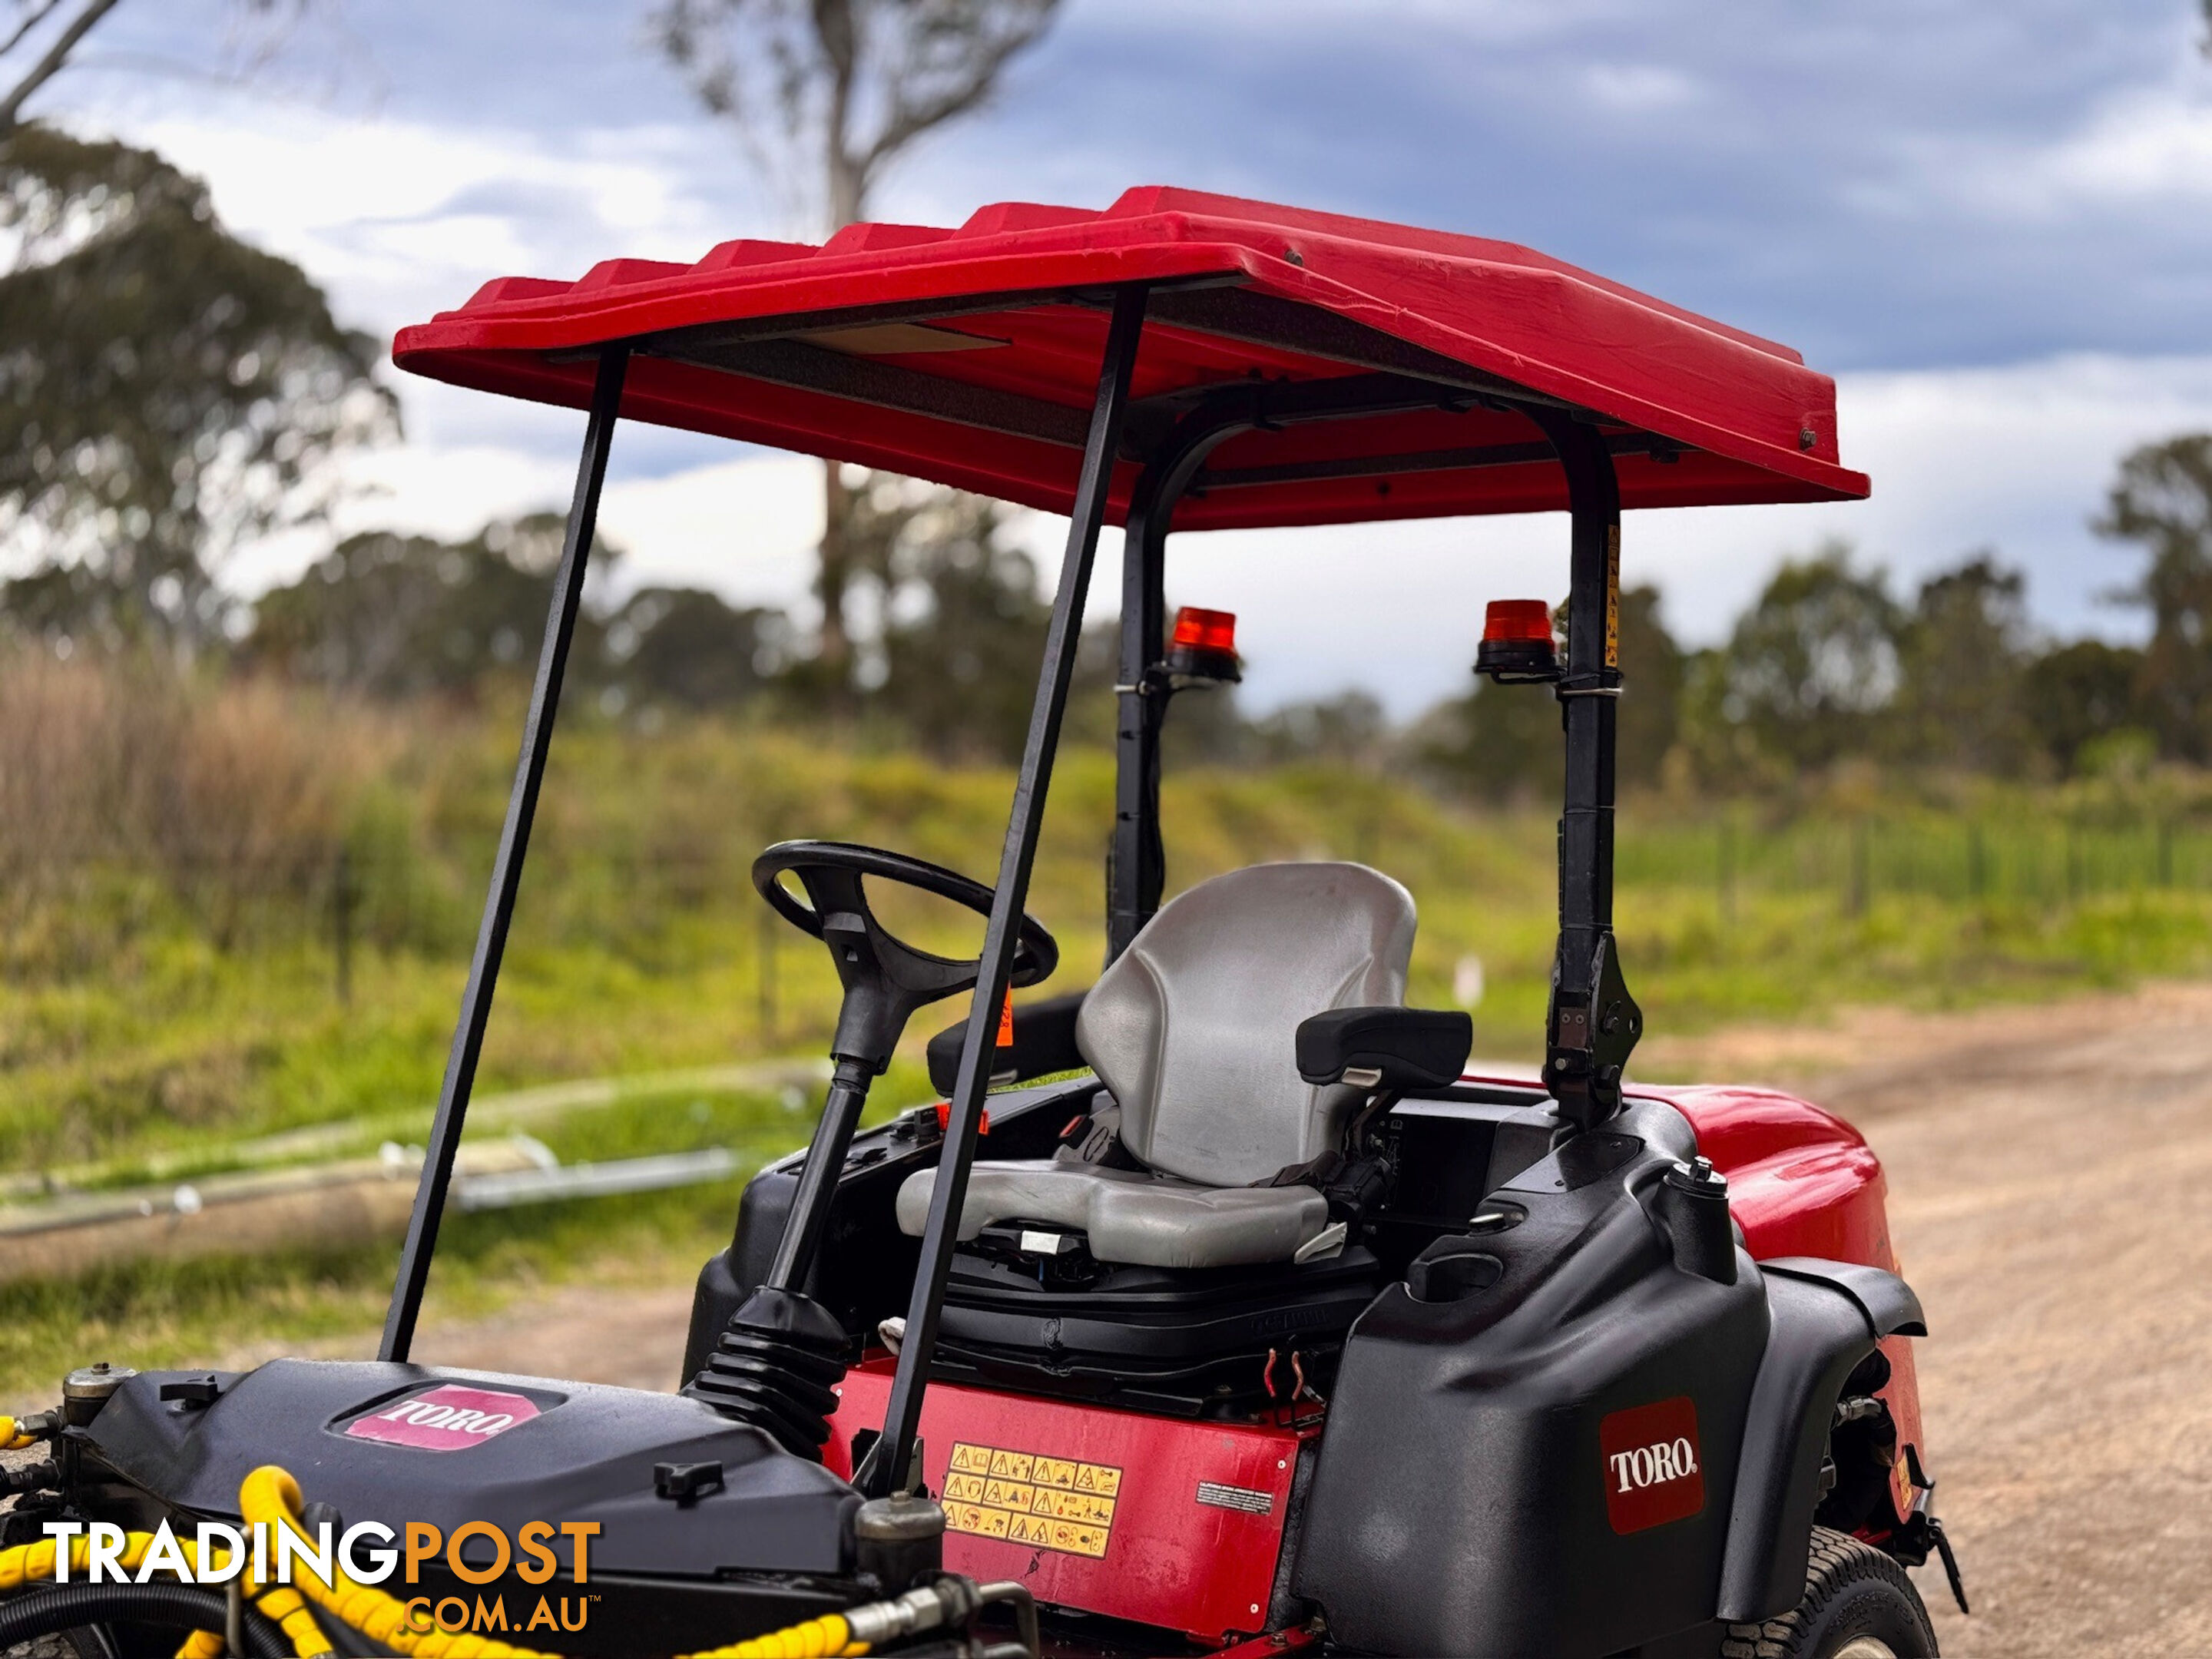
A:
1075,862,1416,1186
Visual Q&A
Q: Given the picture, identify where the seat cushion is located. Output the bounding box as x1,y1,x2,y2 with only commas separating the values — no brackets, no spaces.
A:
896,1160,1330,1270
1076,862,1416,1186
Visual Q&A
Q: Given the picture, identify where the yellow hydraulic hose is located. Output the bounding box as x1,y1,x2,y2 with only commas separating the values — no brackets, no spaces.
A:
679,1614,863,1658
240,1465,553,1659
0,1462,876,1659
0,1526,316,1657
239,1466,868,1659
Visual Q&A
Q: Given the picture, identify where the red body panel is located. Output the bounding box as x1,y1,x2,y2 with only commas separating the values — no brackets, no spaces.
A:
827,1363,1302,1642
392,187,1867,530
1659,1081,1927,1491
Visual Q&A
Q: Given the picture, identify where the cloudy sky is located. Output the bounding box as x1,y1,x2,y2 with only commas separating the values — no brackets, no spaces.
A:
31,0,2212,714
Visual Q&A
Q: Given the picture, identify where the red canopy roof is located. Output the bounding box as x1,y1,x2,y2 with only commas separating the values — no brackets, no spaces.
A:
392,187,1868,531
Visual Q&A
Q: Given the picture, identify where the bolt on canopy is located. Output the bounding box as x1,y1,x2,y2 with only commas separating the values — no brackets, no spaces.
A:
392,185,1867,532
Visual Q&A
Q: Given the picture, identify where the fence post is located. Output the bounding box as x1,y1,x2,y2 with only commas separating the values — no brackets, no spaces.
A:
2158,816,2174,888
333,846,356,1008
1967,822,1985,902
2066,820,2082,902
1846,819,1870,918
1717,814,1737,928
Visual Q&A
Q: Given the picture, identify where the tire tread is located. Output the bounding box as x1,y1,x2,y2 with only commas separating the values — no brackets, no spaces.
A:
1719,1526,1938,1658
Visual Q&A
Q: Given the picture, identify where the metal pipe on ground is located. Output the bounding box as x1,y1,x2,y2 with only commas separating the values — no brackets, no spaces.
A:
0,1137,744,1284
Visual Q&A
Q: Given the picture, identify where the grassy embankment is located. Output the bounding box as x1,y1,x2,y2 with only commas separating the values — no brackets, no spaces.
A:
7,669,2212,1395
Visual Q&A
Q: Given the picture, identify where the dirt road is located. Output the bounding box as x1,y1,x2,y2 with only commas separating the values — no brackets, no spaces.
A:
207,985,2212,1653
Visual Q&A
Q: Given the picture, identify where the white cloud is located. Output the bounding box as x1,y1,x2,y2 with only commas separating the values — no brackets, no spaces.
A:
102,104,751,339
2036,85,2212,207
1582,62,1701,114
1915,66,2212,224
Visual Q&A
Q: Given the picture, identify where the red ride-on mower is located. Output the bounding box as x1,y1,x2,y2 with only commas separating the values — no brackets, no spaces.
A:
2,190,1965,1659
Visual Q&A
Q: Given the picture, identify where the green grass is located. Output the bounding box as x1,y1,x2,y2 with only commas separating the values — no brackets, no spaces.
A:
10,715,2212,1398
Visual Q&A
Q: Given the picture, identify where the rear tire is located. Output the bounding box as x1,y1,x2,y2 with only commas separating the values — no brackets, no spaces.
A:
1720,1527,1938,1659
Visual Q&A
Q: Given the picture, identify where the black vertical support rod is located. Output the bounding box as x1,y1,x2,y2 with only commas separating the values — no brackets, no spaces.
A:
379,345,630,1363
1107,470,1167,963
869,286,1150,1496
1532,411,1639,1131
1104,415,1253,963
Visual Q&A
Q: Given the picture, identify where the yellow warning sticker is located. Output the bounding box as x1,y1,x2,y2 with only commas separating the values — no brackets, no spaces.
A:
945,1442,1123,1558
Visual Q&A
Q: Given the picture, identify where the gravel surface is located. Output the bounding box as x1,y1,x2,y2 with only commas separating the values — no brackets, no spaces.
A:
1666,982,2212,1659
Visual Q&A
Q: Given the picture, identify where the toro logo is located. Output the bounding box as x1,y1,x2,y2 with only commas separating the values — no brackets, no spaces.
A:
346,1385,540,1452
1598,1396,1705,1535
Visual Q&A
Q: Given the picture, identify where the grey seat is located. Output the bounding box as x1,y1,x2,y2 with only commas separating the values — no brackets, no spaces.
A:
896,862,1416,1269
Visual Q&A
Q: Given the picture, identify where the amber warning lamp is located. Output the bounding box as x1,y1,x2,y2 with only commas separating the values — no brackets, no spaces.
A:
1475,599,1561,683
1164,606,1241,684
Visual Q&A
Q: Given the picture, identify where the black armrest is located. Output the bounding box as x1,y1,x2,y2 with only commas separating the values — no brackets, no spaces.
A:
925,990,1088,1096
1296,1006,1473,1091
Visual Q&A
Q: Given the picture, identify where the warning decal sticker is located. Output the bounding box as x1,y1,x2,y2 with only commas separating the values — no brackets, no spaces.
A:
943,1442,1122,1558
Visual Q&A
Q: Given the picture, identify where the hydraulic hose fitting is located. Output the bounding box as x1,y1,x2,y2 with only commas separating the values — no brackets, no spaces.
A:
838,1577,1038,1658
853,1493,945,1591
0,1411,59,1452
61,1364,137,1428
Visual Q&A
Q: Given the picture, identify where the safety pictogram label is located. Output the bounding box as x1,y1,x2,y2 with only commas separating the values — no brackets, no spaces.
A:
942,1442,1122,1558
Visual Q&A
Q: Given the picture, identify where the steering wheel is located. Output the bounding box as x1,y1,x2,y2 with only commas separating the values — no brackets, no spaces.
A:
752,840,1058,1072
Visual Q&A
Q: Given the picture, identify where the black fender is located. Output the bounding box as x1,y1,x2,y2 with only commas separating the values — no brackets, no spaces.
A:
1717,1257,1927,1621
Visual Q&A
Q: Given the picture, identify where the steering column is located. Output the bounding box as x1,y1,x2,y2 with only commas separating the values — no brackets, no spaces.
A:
684,841,1057,1459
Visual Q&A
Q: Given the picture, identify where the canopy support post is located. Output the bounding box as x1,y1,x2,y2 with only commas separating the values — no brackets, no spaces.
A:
866,286,1151,1497
379,344,630,1363
1105,413,1256,962
1107,477,1167,963
1533,411,1641,1132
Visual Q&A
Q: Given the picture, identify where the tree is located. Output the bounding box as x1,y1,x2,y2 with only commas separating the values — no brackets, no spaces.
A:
2023,639,2146,775
1891,554,2035,773
1717,544,1901,770
0,1,326,136
647,0,1063,684
871,481,1050,760
1612,584,1684,786
2096,434,2212,762
246,516,599,698
247,513,797,716
602,585,791,714
1250,691,1391,769
0,124,392,651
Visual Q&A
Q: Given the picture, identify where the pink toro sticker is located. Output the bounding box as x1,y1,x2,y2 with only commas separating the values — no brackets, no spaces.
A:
344,1384,540,1452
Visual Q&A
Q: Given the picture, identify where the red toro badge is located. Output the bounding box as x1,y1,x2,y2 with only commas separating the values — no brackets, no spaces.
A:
345,1384,539,1452
1599,1396,1705,1535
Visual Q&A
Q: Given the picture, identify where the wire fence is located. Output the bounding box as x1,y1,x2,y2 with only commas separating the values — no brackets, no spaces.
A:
1619,810,2212,916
